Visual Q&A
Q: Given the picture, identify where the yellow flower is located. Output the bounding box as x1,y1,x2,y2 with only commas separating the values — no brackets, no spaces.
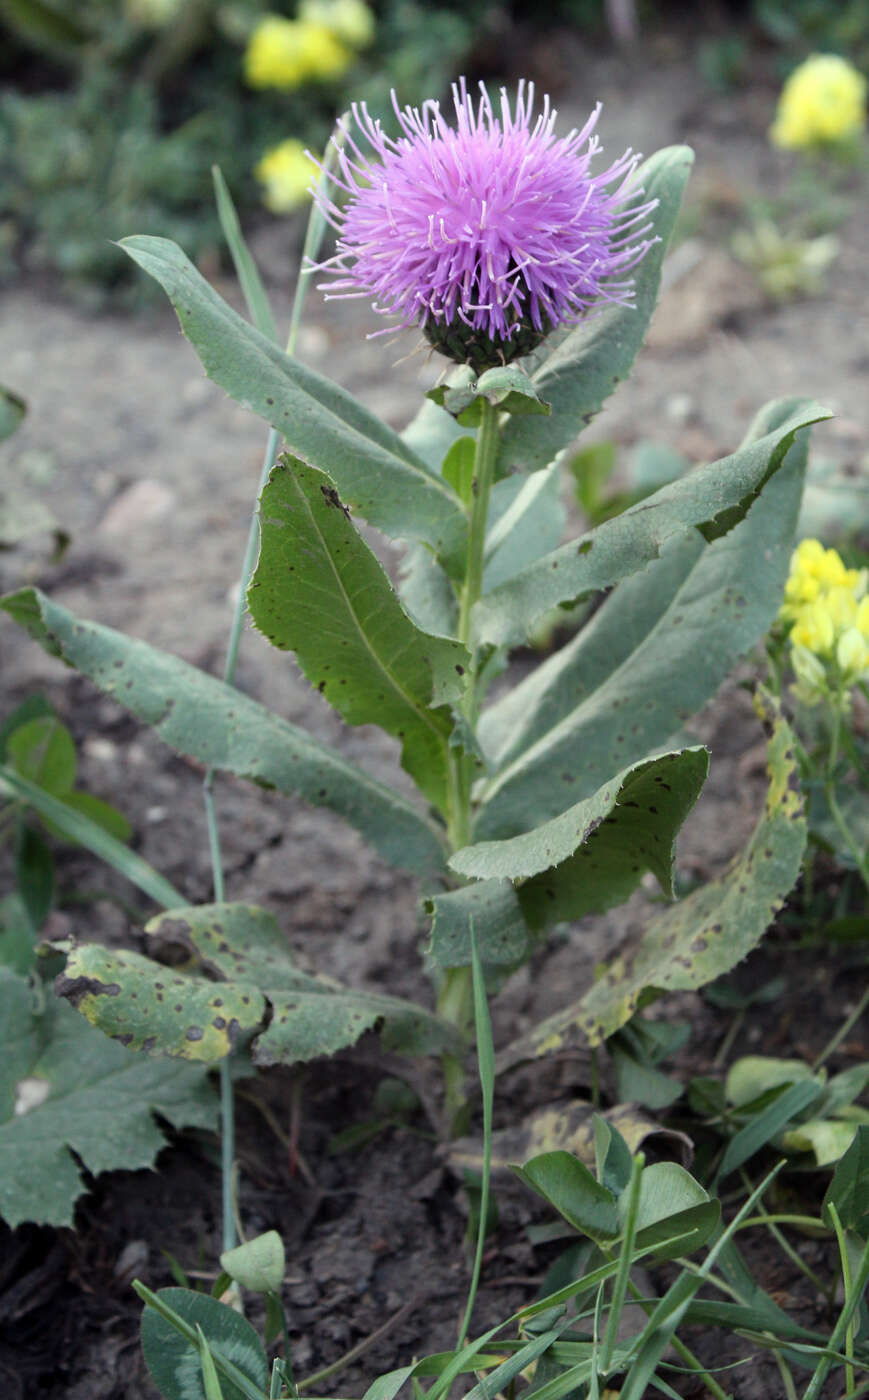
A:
770,54,867,150
255,139,315,213
791,598,836,656
837,626,869,679
299,0,375,49
244,14,352,90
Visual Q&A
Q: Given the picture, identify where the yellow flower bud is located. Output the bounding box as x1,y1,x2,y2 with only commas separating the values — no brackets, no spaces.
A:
791,599,835,655
770,54,867,150
836,626,869,679
791,642,827,703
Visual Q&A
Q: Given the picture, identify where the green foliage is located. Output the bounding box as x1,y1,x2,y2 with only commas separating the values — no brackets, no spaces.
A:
120,236,466,561
55,901,459,1065
0,588,448,879
140,1285,270,1400
0,971,217,1227
249,455,470,811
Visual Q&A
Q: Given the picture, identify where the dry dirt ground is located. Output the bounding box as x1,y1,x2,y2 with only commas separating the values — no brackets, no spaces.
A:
1,27,867,1400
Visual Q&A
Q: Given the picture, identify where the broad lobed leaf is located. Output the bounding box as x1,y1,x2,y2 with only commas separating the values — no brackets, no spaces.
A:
0,971,217,1228
249,457,469,811
1,588,447,879
423,879,529,969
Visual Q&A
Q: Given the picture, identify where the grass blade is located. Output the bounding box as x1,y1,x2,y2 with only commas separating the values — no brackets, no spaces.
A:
212,165,278,344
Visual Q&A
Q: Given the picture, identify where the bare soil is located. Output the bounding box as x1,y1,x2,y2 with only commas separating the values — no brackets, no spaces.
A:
1,21,867,1399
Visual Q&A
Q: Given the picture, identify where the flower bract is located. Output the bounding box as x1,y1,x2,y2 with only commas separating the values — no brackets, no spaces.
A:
770,53,867,150
312,80,658,370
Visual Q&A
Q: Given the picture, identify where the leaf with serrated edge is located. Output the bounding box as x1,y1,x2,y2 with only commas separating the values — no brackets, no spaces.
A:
0,588,446,879
249,457,469,811
56,944,265,1061
451,749,708,931
498,698,805,1063
423,880,529,969
477,399,816,836
475,398,830,649
0,977,216,1228
120,236,465,561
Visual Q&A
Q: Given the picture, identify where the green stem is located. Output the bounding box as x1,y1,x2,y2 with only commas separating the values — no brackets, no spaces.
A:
438,398,501,1128
827,1202,856,1396
201,259,312,1254
812,982,869,1072
623,1278,731,1400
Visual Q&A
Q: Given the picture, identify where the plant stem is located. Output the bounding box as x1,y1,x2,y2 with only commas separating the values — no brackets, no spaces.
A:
623,1278,731,1400
438,397,501,1127
827,1202,856,1396
812,982,869,1072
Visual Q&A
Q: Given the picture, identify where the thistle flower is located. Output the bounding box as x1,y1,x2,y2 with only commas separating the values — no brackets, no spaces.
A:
312,80,658,370
770,53,867,150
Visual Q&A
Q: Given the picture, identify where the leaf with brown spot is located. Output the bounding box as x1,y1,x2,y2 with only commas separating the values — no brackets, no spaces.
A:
498,696,805,1065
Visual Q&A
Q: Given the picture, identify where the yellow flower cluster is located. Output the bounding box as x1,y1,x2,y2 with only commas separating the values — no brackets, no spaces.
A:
780,539,869,701
770,54,867,150
244,0,374,91
254,138,315,213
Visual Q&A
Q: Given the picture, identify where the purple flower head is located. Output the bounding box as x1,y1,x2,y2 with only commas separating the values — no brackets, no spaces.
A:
312,79,658,371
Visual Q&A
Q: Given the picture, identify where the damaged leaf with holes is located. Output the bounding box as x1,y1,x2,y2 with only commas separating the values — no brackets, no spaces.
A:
54,903,460,1066
499,695,806,1066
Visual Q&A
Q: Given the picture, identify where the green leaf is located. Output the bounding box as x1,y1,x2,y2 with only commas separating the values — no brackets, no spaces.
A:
716,1079,824,1184
119,236,465,560
0,694,54,759
782,1119,859,1166
496,146,694,478
1,588,447,879
401,396,467,473
499,697,806,1061
57,902,459,1066
57,790,132,843
511,1150,619,1242
1,765,183,910
0,893,36,976
249,457,469,811
824,1126,869,1236
212,166,278,345
628,1162,719,1260
0,976,217,1228
141,1287,269,1400
483,464,565,593
451,749,708,930
474,397,829,650
15,824,54,930
7,715,76,794
423,880,529,969
0,383,26,441
56,942,266,1062
477,398,817,835
220,1231,285,1294
594,1115,633,1195
726,1055,815,1108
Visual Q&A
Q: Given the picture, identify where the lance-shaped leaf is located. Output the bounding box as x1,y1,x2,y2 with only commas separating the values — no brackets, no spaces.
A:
0,972,217,1228
55,903,459,1066
475,398,829,648
451,749,708,931
477,399,815,837
498,699,805,1065
1,588,447,879
423,879,529,969
497,146,694,478
120,236,465,561
249,458,470,812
